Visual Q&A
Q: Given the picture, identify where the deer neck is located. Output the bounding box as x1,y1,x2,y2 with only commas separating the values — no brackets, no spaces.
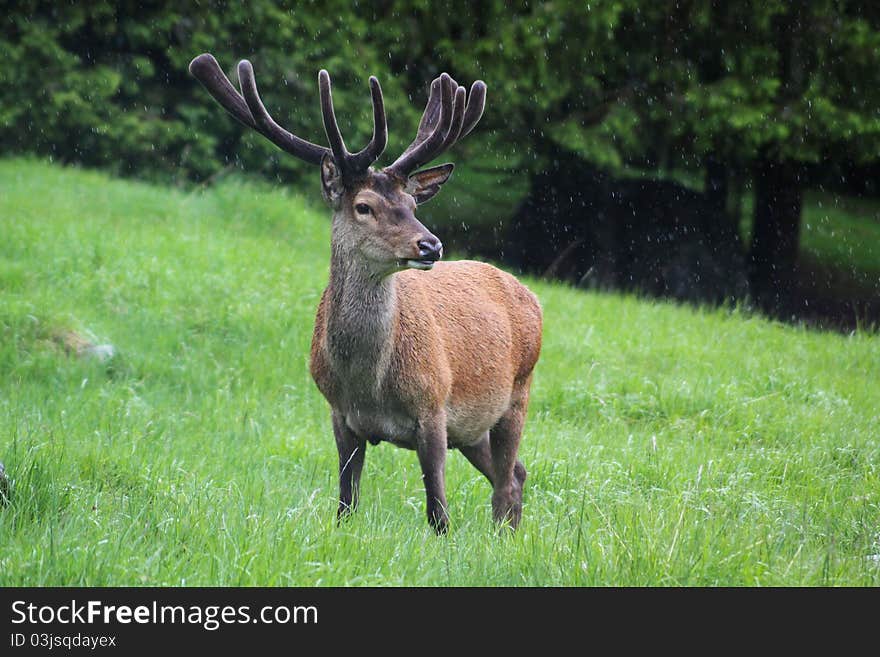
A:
325,234,398,384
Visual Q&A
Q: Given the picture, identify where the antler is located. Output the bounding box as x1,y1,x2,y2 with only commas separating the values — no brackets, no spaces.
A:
189,53,328,165
319,70,387,175
387,73,487,178
189,53,387,174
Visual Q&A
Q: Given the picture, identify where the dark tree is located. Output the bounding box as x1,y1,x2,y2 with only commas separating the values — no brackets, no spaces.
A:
378,1,880,308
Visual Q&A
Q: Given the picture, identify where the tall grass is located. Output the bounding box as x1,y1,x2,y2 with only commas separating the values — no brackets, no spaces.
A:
1,158,878,585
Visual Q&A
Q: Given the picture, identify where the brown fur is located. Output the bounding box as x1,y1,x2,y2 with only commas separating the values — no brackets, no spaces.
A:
311,261,542,445
309,171,543,533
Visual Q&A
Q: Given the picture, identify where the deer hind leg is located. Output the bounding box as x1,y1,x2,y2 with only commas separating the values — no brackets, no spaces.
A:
459,433,494,484
333,411,366,522
460,432,526,490
489,384,531,530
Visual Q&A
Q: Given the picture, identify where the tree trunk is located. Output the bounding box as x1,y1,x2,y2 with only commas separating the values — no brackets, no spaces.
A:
749,159,803,313
704,153,742,246
705,154,728,217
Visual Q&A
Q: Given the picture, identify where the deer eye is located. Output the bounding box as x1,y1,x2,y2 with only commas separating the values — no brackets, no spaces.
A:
355,203,373,216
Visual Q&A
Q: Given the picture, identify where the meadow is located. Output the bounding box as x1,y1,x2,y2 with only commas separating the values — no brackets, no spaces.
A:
1,158,878,585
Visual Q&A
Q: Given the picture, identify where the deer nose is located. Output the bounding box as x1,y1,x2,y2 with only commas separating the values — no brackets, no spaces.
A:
417,237,443,262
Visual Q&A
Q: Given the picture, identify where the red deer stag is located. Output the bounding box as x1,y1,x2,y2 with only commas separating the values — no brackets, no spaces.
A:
190,54,542,533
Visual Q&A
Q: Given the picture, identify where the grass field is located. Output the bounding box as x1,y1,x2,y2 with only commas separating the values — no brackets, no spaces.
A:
1,158,878,586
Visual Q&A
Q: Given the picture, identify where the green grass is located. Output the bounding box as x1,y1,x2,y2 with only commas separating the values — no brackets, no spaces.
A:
1,158,878,586
801,191,880,276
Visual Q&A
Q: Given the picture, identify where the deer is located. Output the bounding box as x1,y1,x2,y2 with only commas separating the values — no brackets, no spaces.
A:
189,53,542,533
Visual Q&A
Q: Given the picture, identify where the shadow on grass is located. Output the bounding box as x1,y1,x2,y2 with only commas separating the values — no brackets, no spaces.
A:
785,255,880,332
423,172,880,333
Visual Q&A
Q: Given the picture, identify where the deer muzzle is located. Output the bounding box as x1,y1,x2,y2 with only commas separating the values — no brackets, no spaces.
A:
404,236,443,270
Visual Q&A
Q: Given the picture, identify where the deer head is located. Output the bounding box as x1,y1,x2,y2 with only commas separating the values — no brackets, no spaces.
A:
189,54,486,276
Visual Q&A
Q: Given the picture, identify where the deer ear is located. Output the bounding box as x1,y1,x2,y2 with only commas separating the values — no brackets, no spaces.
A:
405,163,454,204
320,153,344,207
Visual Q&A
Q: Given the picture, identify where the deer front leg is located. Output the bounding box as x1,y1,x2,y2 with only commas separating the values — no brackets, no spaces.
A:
333,411,366,522
415,415,449,534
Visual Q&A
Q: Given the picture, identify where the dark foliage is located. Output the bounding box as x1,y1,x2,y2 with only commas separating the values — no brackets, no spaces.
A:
0,1,417,183
506,149,749,305
2,1,878,317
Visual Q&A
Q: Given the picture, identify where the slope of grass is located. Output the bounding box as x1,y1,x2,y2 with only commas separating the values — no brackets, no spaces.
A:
1,158,878,586
801,191,880,279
